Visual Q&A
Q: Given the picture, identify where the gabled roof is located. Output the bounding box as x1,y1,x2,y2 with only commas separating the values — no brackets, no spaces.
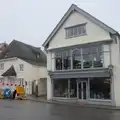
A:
1,65,16,76
0,40,46,66
42,4,119,47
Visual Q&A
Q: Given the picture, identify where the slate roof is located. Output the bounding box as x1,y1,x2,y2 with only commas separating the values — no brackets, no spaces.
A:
1,65,16,76
0,40,46,66
42,4,119,47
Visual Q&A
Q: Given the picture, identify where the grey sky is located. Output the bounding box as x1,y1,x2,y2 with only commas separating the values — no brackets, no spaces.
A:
0,0,119,48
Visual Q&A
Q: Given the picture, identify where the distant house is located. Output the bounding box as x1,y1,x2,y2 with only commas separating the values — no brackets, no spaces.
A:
43,4,120,106
0,40,47,95
0,43,8,53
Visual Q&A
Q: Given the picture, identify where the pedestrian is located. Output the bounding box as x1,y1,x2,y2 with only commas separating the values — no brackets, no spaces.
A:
35,85,38,97
12,89,16,99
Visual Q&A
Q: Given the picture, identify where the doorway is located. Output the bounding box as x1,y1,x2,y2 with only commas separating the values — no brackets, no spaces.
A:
78,81,87,100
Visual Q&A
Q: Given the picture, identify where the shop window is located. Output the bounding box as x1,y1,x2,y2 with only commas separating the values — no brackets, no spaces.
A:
82,46,103,68
55,51,71,70
53,79,68,97
62,51,71,70
92,54,103,67
90,77,111,100
92,46,103,67
55,52,62,70
70,79,77,98
72,49,81,69
83,54,92,68
82,47,92,68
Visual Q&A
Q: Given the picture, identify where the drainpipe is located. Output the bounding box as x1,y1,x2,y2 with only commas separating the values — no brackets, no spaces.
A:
118,35,120,63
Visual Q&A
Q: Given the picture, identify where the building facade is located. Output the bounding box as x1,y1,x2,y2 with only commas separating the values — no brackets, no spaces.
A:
42,4,120,106
0,40,47,95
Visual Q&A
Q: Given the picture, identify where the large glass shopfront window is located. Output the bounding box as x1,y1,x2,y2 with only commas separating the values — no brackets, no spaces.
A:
55,45,107,70
70,79,77,98
72,50,81,69
53,77,111,101
90,77,111,100
82,46,103,68
53,79,77,98
55,51,71,70
53,79,68,97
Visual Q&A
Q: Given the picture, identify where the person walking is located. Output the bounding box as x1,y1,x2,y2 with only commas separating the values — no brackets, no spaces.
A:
12,89,16,99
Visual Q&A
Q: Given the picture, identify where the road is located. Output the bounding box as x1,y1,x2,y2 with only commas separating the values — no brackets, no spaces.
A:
0,100,120,120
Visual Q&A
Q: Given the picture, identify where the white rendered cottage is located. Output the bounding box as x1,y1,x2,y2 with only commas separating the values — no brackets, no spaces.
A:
0,40,47,96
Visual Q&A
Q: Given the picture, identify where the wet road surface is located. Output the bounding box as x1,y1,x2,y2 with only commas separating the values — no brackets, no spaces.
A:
0,100,120,120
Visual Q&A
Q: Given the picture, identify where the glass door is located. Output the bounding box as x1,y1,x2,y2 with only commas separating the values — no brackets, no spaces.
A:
78,81,87,100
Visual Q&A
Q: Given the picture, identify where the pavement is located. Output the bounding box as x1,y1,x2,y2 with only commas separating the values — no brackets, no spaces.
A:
27,95,120,110
0,99,120,120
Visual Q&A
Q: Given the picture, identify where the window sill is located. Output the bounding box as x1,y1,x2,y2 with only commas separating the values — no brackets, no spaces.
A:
54,67,107,72
53,97,77,100
89,99,111,102
65,33,87,39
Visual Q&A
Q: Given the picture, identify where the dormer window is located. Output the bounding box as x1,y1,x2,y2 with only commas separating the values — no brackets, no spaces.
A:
36,54,40,59
65,23,87,38
19,64,24,71
0,63,4,70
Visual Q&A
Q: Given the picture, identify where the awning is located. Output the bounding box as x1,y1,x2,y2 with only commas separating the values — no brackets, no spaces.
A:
1,65,16,76
49,68,111,79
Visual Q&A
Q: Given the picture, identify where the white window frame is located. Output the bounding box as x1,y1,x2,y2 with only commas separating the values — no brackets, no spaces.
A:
18,78,24,86
19,64,24,71
0,63,4,70
0,78,4,83
65,23,87,38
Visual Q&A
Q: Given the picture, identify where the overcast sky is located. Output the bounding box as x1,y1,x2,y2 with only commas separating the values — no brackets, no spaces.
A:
0,0,119,48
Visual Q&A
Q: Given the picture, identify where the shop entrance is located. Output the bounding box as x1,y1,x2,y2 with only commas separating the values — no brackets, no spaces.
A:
78,81,87,100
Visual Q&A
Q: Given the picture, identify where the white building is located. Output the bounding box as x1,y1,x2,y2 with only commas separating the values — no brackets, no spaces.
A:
42,4,120,106
0,40,47,95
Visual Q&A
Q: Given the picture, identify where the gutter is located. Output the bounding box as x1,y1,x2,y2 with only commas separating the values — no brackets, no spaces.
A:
0,57,17,62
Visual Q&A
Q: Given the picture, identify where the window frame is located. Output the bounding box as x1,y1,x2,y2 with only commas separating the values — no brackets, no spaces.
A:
0,63,4,70
18,78,24,86
65,23,87,38
54,45,109,71
89,77,111,100
36,53,40,59
72,49,82,69
0,78,4,83
55,50,71,70
19,64,24,71
82,45,103,69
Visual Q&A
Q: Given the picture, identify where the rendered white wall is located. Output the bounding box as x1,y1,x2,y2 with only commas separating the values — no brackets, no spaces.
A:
111,37,120,106
38,78,47,96
103,44,110,68
0,58,47,95
47,52,52,71
47,76,53,100
48,11,111,50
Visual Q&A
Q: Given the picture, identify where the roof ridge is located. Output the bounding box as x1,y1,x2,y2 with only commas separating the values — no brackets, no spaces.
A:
12,39,41,49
